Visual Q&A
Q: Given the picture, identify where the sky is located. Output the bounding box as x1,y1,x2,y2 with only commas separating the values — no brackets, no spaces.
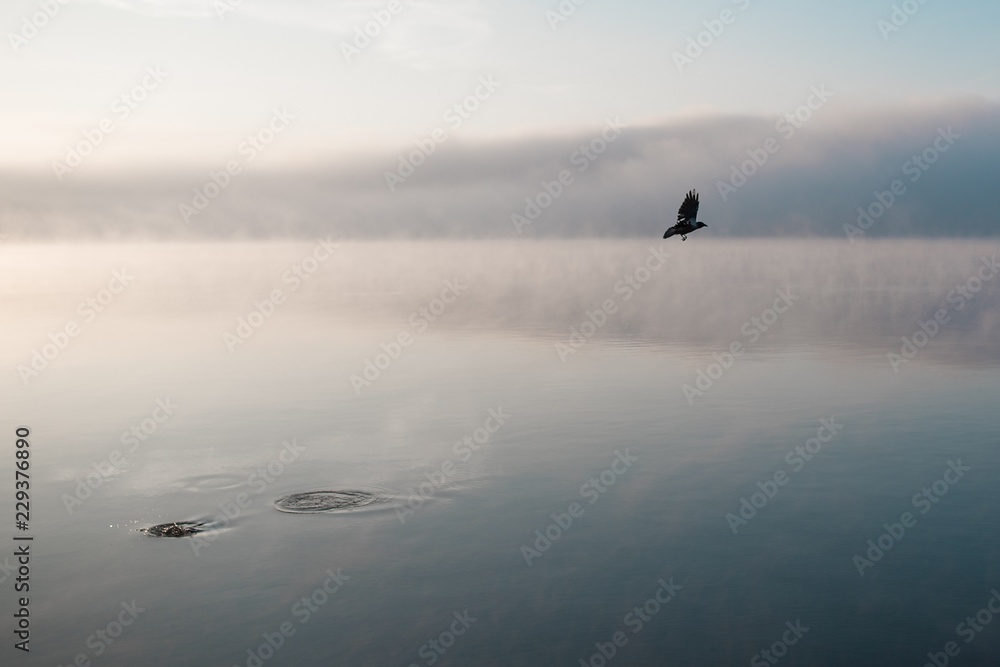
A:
1,0,999,238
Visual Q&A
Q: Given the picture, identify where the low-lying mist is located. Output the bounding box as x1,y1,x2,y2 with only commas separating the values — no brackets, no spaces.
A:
3,239,998,365
2,98,998,240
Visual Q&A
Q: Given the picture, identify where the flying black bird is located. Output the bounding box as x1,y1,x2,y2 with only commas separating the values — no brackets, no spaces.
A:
663,190,707,241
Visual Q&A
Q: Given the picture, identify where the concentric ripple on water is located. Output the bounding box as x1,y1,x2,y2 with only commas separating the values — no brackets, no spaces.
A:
273,489,390,514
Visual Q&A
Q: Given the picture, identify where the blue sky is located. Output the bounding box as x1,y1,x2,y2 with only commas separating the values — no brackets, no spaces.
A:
1,0,998,237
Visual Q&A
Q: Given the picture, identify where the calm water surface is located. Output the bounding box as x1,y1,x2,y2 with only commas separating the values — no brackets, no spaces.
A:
1,240,998,666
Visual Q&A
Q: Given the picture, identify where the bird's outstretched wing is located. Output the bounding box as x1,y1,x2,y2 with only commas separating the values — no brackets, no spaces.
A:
677,190,699,224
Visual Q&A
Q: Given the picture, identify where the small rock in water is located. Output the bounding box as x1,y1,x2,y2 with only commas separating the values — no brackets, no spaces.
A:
139,521,205,538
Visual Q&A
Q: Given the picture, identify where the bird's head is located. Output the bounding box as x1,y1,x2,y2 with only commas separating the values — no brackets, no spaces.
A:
696,222,707,229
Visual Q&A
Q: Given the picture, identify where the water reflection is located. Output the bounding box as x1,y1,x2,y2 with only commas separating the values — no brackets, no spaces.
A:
1,241,998,666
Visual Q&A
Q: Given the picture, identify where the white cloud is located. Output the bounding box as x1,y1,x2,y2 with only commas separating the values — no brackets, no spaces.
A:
82,0,494,69
84,0,217,18
377,1,493,71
